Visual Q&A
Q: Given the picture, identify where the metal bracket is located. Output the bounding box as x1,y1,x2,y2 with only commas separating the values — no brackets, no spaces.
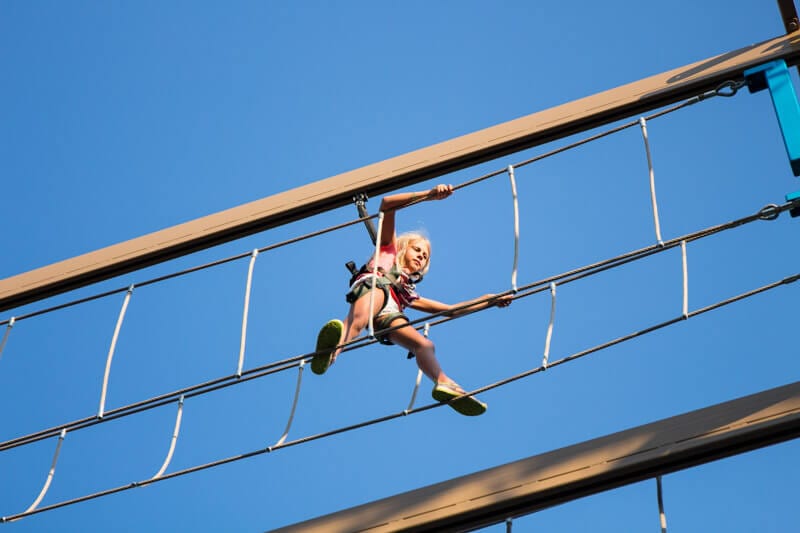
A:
744,59,800,176
786,189,800,217
353,193,377,244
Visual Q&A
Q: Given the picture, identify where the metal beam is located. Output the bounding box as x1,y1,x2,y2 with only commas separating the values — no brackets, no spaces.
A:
271,380,800,532
777,0,800,33
4,33,800,312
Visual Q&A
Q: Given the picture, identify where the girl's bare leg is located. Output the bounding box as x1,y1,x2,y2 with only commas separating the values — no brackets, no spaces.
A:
386,320,452,384
333,288,386,363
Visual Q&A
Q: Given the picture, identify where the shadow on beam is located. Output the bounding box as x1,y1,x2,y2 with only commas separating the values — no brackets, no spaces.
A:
271,380,800,532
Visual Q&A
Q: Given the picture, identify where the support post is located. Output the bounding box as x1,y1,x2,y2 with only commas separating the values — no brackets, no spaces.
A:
744,59,800,176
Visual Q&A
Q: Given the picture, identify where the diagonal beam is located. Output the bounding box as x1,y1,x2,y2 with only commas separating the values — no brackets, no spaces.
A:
4,32,800,312
271,380,800,532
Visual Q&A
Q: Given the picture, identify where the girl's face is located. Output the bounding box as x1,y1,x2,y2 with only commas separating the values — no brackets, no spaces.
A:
403,240,430,272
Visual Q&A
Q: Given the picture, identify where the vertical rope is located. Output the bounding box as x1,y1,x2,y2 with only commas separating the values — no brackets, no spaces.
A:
681,240,689,319
405,323,429,412
368,212,385,339
542,282,557,369
508,165,520,293
22,428,67,516
98,285,134,419
151,396,185,480
237,249,259,378
639,117,664,246
506,518,513,532
0,317,15,362
656,475,668,533
274,360,306,447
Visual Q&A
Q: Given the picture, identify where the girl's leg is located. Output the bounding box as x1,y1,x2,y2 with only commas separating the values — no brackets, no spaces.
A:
386,319,451,384
333,288,386,363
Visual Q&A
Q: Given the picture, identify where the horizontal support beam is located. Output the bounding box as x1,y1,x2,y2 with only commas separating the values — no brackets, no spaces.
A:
4,32,800,312
272,380,800,532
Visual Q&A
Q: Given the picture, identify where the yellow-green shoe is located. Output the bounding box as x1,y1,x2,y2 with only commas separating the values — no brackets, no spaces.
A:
432,381,487,416
312,319,343,375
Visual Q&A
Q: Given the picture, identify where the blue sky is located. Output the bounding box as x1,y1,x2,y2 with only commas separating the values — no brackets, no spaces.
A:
2,2,799,531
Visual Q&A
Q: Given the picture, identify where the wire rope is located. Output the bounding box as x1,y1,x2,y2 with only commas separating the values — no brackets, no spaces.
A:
0,200,792,454
0,79,746,330
3,266,795,523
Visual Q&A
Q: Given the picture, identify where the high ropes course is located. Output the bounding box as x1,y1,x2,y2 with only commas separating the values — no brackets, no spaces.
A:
2,23,800,530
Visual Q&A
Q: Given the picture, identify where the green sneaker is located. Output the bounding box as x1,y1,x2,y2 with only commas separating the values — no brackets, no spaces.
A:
312,319,343,375
432,381,487,416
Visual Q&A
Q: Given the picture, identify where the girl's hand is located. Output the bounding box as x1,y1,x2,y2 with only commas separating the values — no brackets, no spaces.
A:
492,294,513,308
428,184,453,200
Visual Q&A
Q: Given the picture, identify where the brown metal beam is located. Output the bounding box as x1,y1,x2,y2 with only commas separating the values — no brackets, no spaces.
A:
777,0,800,33
272,381,800,532
4,32,800,312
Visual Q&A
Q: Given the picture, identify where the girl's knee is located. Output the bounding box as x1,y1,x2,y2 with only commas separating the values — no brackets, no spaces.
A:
413,336,435,355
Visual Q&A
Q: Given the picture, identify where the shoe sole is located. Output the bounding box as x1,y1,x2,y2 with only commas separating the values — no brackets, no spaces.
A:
312,320,343,375
432,386,487,416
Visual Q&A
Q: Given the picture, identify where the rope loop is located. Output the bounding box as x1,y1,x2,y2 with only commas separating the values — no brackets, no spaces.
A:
757,203,781,221
715,79,746,98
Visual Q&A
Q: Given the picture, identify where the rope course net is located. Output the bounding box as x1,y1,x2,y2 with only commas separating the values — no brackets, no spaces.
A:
1,79,795,522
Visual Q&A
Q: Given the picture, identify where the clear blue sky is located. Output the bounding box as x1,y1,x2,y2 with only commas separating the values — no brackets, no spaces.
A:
2,2,799,531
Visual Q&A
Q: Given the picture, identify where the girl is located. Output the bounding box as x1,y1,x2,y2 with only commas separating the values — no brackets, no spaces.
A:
313,184,512,416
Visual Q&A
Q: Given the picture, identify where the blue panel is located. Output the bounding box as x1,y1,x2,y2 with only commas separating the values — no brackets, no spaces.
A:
745,60,800,176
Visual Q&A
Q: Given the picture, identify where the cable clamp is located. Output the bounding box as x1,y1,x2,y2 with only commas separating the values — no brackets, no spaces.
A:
757,203,781,221
714,79,745,97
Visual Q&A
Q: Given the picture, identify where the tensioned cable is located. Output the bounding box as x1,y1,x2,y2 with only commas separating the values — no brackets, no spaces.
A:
451,80,745,194
0,200,792,454
3,266,796,522
0,80,745,330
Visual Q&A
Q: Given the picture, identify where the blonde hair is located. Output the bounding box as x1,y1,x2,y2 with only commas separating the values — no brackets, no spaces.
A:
396,232,431,275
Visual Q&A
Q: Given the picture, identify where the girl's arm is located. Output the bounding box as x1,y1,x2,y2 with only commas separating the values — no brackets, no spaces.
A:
409,293,512,317
378,184,453,246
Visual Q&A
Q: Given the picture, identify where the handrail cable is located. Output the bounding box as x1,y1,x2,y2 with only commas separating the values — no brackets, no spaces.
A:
3,266,795,522
0,200,791,454
0,80,744,330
